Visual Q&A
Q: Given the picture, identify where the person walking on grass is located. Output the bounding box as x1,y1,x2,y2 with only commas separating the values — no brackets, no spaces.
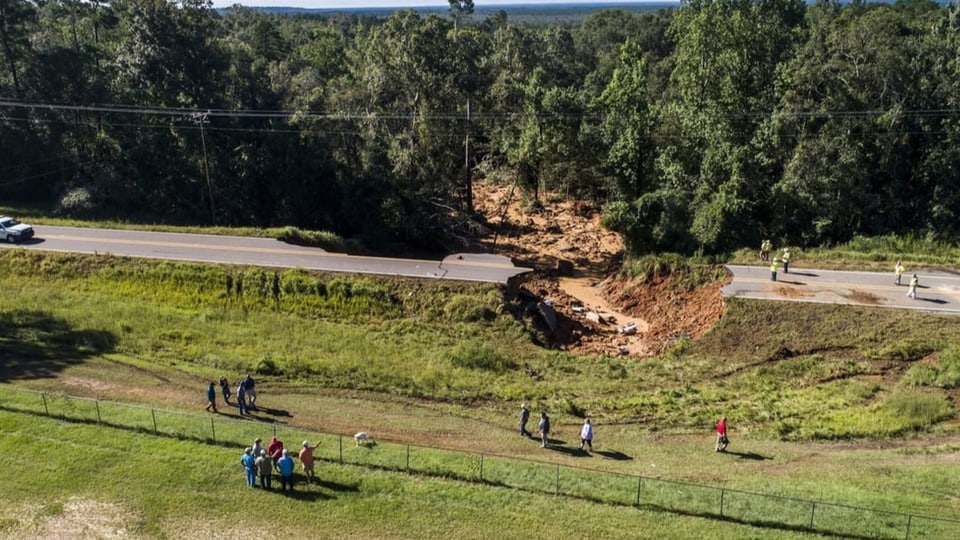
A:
242,374,257,410
277,449,295,493
715,417,729,452
255,449,273,490
907,274,919,299
204,382,217,413
770,258,779,282
299,440,319,484
538,411,551,448
895,261,905,286
236,380,247,416
519,403,532,437
240,447,256,487
219,376,231,405
579,418,594,452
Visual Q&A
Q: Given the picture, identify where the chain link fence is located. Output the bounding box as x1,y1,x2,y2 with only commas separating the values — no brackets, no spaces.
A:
1,386,956,539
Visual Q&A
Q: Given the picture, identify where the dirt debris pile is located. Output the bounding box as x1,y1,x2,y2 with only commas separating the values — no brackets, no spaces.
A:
473,182,727,358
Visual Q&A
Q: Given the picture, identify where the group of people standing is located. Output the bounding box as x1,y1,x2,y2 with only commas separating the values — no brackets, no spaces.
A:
205,374,258,415
762,240,790,282
518,404,594,452
240,435,319,493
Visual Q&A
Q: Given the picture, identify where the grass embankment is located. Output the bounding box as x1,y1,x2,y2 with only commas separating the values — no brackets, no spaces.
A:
1,247,959,535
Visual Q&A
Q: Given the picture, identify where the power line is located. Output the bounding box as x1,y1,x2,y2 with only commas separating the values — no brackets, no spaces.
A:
7,98,960,123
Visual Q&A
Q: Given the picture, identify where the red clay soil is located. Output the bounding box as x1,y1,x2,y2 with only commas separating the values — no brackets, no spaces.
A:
473,182,727,358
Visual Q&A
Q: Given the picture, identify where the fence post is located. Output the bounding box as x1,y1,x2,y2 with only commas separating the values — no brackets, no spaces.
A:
41,393,48,415
95,401,102,425
272,425,277,437
636,476,642,506
210,418,216,443
151,409,158,434
406,445,410,471
555,464,560,495
720,488,725,518
904,514,912,540
339,435,343,464
479,454,484,482
809,502,816,529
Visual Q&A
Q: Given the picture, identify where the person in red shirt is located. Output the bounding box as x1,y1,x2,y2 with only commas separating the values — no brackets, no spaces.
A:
715,417,729,452
268,436,284,464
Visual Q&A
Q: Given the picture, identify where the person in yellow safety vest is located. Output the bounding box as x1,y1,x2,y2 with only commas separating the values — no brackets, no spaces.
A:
907,274,919,299
781,247,791,273
760,239,772,261
895,260,905,286
770,258,779,282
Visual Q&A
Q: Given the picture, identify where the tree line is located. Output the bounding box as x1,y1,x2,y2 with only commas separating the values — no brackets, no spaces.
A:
2,0,959,255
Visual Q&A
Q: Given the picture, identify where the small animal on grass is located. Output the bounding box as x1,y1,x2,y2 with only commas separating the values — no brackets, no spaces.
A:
354,432,371,447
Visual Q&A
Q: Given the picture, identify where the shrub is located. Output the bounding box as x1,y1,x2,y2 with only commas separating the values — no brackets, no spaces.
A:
448,343,515,373
255,357,280,376
903,348,960,389
277,227,350,252
884,390,954,428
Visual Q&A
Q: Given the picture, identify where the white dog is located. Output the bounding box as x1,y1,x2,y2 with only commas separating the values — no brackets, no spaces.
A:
354,432,371,447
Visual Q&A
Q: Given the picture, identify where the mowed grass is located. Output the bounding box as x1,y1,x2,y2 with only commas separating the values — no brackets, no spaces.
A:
0,410,827,540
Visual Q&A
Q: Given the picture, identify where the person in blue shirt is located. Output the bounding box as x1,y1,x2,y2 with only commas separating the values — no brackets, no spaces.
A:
240,448,256,487
277,449,295,493
204,382,217,413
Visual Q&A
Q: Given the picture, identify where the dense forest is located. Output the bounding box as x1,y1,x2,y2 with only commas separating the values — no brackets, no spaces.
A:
2,0,959,254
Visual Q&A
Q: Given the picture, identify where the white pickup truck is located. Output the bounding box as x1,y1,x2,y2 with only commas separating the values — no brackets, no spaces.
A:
0,216,35,243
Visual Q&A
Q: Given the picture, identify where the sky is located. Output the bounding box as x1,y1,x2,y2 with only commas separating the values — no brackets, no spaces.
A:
211,1,654,9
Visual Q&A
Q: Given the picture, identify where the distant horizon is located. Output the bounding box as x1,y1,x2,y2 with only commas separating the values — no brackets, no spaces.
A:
211,0,669,9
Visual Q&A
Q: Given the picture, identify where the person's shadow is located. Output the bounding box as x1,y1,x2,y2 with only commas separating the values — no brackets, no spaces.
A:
594,449,633,461
724,450,773,461
916,297,948,305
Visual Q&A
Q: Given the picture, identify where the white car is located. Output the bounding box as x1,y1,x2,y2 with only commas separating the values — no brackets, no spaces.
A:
0,216,34,243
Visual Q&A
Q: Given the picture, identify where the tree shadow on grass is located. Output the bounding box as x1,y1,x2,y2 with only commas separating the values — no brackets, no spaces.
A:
0,310,117,381
313,478,360,493
594,449,633,461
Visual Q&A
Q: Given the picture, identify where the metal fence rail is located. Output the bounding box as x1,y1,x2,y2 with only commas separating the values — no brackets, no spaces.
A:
1,386,956,539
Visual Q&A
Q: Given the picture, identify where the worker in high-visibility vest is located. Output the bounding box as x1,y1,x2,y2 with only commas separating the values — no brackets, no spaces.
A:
907,274,919,299
771,258,779,282
781,248,791,273
895,260,904,286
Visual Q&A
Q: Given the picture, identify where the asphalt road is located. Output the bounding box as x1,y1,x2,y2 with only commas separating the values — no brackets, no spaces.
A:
1,225,531,284
724,264,960,314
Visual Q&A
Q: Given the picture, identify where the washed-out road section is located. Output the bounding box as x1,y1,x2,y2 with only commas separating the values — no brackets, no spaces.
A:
1,226,531,284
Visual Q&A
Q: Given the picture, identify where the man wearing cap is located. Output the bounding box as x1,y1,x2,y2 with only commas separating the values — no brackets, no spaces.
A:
239,448,256,487
299,440,319,484
277,449,295,493
518,403,531,437
251,437,263,458
255,449,273,490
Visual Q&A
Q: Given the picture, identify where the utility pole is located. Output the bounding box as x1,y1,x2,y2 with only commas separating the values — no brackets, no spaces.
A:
192,111,215,224
464,97,473,213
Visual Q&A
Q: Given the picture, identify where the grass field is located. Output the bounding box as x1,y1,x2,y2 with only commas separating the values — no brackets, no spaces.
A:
1,243,959,538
